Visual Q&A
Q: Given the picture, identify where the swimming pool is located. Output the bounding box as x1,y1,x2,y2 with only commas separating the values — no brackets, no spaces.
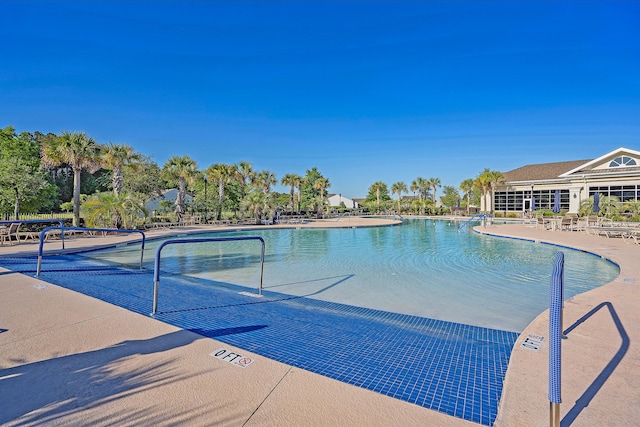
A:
82,219,619,332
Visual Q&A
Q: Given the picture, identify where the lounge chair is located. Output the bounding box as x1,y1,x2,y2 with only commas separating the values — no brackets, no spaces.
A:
0,222,21,245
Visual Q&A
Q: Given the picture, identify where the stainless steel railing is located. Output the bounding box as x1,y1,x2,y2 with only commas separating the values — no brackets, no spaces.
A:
151,236,265,315
36,226,146,276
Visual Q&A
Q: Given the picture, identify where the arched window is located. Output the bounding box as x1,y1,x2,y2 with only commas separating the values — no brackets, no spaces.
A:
609,156,637,168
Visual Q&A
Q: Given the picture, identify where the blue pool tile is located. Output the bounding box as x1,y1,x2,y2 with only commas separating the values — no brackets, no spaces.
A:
0,254,519,426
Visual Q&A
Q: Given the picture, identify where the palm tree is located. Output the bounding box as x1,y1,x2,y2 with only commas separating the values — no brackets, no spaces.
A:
313,177,330,215
81,192,146,229
428,177,441,202
295,175,305,215
281,173,301,213
410,177,429,215
236,161,255,201
255,170,277,195
41,131,102,226
101,143,141,197
241,189,271,223
391,182,407,214
370,181,386,213
459,178,474,215
162,155,198,219
207,163,237,220
474,169,504,214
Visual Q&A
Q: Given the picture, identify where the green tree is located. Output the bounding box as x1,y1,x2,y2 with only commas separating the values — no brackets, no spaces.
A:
474,168,504,214
236,161,255,201
410,177,429,215
281,173,302,213
162,155,198,218
368,181,389,213
122,155,165,201
206,163,238,220
301,167,327,213
428,177,441,201
41,131,102,226
441,185,460,212
81,191,146,229
579,195,620,218
255,170,277,196
459,178,474,215
313,177,331,215
241,189,271,222
101,143,141,197
391,181,407,214
0,128,57,219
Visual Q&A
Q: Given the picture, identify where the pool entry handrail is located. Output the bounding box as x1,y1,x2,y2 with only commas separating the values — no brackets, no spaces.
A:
549,251,564,427
458,213,492,232
36,226,146,277
152,236,265,315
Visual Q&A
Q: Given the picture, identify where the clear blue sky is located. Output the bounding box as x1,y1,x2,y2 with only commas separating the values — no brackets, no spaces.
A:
2,1,639,197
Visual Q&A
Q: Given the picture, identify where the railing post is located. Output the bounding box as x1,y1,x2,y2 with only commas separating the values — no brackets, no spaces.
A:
549,251,564,427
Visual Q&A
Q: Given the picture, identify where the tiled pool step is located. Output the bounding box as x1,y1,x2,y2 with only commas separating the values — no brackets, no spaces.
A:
0,255,518,426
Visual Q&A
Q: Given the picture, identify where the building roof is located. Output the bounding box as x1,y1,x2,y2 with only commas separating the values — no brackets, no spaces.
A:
502,159,592,182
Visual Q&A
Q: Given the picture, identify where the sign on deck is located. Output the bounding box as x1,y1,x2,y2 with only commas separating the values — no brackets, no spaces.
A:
211,348,255,368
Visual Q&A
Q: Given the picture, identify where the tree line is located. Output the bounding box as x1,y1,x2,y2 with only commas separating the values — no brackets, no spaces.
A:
0,127,332,228
1,126,508,228
361,170,505,215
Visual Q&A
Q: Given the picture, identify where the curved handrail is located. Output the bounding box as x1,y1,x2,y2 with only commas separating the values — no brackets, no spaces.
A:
152,236,265,315
458,213,492,232
1,219,66,248
36,226,146,276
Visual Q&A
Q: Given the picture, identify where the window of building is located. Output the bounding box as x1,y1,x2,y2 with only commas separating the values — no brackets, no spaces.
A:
493,189,569,212
589,185,639,202
609,156,637,168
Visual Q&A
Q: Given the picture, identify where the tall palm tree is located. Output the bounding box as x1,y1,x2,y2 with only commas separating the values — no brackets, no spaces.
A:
41,131,102,226
236,161,255,201
281,173,301,213
313,177,330,214
410,177,429,215
207,163,237,220
255,170,277,195
162,155,198,218
294,175,305,215
474,168,504,213
459,178,474,215
428,177,441,202
391,181,407,214
101,143,141,197
370,181,386,213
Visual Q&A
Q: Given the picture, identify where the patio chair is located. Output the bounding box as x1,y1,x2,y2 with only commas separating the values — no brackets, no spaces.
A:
537,217,551,230
0,222,21,245
560,217,574,231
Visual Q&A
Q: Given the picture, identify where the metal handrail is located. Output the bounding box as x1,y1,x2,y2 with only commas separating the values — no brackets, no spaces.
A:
458,213,492,232
549,251,564,427
1,219,66,248
36,226,146,276
152,236,265,315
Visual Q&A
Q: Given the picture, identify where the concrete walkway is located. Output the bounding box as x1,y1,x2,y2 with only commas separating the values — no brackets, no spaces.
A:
0,218,638,426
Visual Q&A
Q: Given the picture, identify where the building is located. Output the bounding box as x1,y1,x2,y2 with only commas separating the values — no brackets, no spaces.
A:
492,147,640,215
327,194,359,209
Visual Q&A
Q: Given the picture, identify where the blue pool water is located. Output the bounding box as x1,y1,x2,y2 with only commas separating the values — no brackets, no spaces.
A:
85,219,619,332
0,219,619,426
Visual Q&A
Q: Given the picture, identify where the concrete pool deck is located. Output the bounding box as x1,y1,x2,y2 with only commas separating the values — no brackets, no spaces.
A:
0,217,638,426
